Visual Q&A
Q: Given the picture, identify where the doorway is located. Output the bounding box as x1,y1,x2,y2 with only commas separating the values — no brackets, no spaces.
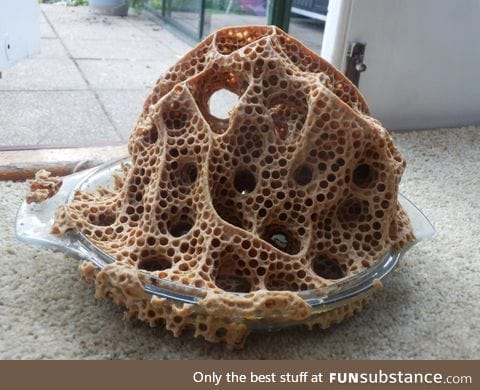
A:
321,0,480,130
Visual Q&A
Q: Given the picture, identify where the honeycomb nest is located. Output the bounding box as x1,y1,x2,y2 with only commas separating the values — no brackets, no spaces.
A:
51,26,414,348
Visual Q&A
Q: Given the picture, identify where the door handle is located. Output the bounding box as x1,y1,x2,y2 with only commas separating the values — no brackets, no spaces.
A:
345,42,367,87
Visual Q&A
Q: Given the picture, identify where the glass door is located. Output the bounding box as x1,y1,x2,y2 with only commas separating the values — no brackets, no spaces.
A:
288,0,327,54
203,0,269,38
163,0,205,40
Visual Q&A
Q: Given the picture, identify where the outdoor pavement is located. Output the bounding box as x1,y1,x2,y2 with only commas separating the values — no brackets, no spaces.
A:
0,3,192,147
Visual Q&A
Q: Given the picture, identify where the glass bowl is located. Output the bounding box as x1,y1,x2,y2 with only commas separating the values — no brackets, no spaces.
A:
16,157,435,331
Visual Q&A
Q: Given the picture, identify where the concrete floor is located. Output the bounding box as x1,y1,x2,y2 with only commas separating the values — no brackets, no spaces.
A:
0,4,192,147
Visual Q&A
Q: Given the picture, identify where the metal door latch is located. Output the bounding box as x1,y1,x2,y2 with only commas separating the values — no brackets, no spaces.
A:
345,42,367,87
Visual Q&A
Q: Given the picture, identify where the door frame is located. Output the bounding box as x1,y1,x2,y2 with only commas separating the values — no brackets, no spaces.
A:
321,0,353,71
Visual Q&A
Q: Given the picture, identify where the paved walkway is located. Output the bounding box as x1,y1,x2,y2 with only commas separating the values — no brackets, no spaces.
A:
0,4,192,147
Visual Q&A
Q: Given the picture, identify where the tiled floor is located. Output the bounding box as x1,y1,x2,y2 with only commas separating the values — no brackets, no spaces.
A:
0,4,192,147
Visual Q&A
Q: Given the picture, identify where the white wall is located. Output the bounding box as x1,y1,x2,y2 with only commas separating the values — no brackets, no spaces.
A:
322,0,480,130
0,0,40,72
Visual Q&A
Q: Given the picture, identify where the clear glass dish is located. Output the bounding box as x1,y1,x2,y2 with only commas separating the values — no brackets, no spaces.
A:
16,158,435,330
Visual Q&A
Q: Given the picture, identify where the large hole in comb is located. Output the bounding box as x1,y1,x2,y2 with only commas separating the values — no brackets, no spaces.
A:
234,168,256,194
215,275,251,293
293,164,313,186
168,215,194,237
262,225,300,255
138,256,171,272
192,68,247,134
209,89,238,120
215,256,252,293
337,198,365,223
179,162,198,185
265,277,297,292
353,164,376,188
312,256,344,279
